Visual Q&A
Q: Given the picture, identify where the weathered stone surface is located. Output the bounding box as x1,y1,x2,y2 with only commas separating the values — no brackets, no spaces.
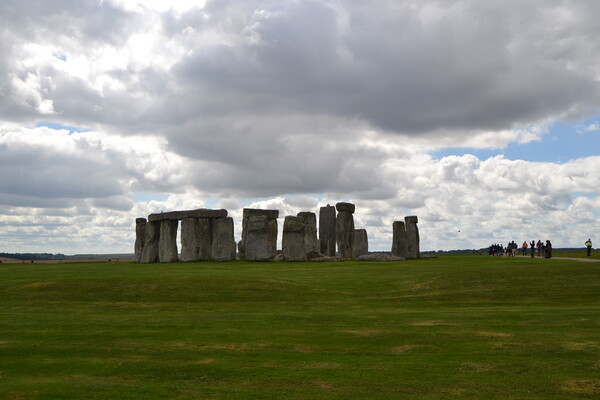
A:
319,205,336,256
297,212,319,254
357,253,405,262
335,202,355,214
180,218,212,262
140,221,159,263
282,216,307,261
310,256,340,262
240,209,278,260
148,208,227,222
245,216,273,261
212,217,236,261
391,221,408,258
268,218,278,257
405,215,420,259
159,220,179,262
135,218,146,263
352,229,368,258
243,208,279,219
336,211,355,258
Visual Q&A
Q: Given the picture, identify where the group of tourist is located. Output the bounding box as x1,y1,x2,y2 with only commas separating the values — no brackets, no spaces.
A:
488,240,553,258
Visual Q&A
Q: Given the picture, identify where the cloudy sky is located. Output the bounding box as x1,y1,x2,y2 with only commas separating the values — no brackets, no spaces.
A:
1,0,599,254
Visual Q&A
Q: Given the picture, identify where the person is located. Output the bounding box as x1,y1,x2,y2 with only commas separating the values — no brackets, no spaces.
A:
536,240,542,256
545,240,552,259
585,238,593,257
522,241,528,256
530,240,535,258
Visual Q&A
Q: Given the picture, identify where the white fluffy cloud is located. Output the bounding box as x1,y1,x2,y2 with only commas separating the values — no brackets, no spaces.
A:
0,0,599,253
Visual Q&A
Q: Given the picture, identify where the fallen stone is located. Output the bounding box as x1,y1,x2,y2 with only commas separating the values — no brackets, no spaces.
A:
357,253,406,262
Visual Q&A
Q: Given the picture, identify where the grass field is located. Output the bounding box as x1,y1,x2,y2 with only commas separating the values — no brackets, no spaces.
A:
1,255,599,399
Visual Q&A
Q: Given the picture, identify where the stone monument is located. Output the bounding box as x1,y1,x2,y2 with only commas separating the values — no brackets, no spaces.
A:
405,216,420,259
282,216,307,261
319,205,336,256
352,229,368,259
391,221,408,258
335,202,355,258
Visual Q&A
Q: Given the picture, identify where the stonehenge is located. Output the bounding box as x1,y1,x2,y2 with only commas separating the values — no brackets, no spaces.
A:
137,208,235,263
134,218,146,263
391,221,408,258
319,205,336,256
405,216,420,259
352,229,369,259
239,209,279,261
282,216,307,261
135,203,420,263
335,202,355,258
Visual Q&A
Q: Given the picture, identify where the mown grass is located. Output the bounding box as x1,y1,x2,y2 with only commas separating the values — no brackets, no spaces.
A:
0,255,599,399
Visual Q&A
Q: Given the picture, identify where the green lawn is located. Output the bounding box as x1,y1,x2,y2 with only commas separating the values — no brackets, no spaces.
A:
1,255,599,399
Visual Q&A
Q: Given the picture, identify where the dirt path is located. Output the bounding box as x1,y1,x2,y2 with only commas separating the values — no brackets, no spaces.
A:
516,255,600,262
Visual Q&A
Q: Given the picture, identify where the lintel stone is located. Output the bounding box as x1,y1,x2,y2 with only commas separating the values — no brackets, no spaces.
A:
148,208,227,222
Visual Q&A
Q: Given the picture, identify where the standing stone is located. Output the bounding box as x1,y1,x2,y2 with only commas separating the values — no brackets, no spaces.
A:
392,221,408,258
405,216,420,259
135,218,146,263
159,219,179,263
140,220,160,263
352,229,368,259
212,217,236,261
336,202,355,258
241,209,279,260
297,212,319,254
319,205,336,256
245,216,273,261
282,216,307,261
268,218,278,257
180,218,212,262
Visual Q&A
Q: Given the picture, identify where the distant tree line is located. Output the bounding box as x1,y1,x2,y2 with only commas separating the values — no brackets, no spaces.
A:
0,253,66,260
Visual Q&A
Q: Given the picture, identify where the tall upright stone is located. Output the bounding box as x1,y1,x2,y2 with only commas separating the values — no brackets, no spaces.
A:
391,221,408,258
319,205,336,256
180,218,212,262
405,216,420,259
352,229,368,259
140,220,160,263
212,217,236,261
159,219,179,262
282,216,307,261
241,209,278,260
336,202,355,258
135,218,146,263
297,211,319,254
245,215,273,261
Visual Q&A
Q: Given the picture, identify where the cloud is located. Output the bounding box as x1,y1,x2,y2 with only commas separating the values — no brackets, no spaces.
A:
1,1,600,253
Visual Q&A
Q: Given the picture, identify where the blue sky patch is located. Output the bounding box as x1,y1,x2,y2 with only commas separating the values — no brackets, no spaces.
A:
35,122,91,134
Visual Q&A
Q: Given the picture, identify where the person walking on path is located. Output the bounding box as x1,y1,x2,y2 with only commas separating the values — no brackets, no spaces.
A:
530,240,535,258
522,241,528,256
585,238,593,256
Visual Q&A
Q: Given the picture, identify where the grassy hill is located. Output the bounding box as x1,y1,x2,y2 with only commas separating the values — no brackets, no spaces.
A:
1,255,599,399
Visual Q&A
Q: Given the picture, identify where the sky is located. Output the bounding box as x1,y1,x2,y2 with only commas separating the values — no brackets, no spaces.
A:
1,0,599,254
